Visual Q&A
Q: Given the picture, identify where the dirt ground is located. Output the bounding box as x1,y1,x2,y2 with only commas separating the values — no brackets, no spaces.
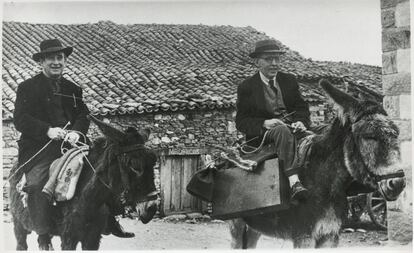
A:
2,211,412,251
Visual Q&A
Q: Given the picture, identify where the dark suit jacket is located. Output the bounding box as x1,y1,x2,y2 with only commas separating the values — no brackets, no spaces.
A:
236,72,310,146
13,73,90,165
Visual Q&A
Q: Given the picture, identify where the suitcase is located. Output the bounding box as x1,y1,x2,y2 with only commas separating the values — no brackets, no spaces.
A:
211,158,290,220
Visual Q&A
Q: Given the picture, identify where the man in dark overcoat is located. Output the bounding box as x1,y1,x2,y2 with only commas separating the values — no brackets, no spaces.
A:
13,39,133,243
236,39,311,201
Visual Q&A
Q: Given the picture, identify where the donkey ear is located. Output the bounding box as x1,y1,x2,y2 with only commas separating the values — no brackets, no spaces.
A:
319,79,358,124
138,128,151,142
87,114,126,142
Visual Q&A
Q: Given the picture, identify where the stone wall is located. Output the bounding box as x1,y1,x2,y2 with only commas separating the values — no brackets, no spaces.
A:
381,0,412,243
2,105,326,178
2,109,237,177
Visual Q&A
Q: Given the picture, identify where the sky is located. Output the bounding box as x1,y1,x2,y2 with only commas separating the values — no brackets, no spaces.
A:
3,0,382,65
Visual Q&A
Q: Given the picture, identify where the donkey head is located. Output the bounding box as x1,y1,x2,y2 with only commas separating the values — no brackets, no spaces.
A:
89,115,158,223
320,80,405,201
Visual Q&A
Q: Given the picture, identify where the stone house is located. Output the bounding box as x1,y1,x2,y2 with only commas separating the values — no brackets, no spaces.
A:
2,21,382,214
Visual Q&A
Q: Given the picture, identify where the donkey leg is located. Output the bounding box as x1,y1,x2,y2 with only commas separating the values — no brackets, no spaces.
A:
81,229,102,250
312,207,341,248
315,233,339,248
37,234,54,251
227,219,245,249
293,235,312,248
13,219,30,250
244,225,261,249
227,219,260,249
60,236,78,250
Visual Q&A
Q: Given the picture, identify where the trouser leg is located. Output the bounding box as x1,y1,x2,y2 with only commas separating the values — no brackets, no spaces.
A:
24,148,59,235
26,182,53,235
264,125,298,177
264,125,310,201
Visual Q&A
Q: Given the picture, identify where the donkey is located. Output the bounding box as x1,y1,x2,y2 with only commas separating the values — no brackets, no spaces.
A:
228,79,406,248
9,115,158,250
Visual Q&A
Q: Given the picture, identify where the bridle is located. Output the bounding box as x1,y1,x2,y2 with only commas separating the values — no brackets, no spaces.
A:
115,143,147,155
115,143,159,203
79,141,158,203
349,113,405,184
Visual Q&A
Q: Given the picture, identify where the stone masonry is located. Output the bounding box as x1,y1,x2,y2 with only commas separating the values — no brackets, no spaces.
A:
2,105,326,178
381,0,412,243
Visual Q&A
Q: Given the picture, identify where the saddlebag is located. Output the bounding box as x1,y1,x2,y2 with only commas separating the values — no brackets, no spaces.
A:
42,146,89,201
187,144,290,220
211,145,290,220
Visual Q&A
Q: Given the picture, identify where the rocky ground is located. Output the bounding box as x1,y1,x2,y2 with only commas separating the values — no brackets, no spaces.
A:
2,211,411,251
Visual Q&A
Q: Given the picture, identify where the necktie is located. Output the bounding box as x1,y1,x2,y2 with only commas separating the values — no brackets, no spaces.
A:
49,79,61,93
54,79,61,93
269,79,277,95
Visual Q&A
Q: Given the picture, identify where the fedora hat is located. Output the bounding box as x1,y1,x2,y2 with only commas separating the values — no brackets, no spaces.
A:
32,39,73,62
249,39,286,58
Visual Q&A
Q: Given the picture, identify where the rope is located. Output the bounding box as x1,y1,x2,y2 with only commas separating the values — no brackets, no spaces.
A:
8,122,71,180
240,130,270,154
60,130,88,154
77,145,113,190
68,140,113,190
239,111,296,154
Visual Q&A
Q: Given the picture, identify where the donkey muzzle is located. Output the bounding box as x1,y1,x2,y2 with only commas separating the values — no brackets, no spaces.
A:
139,203,157,224
136,191,159,224
378,176,406,201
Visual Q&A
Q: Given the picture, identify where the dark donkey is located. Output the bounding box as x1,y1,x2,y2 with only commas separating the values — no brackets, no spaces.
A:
228,79,406,248
9,115,158,250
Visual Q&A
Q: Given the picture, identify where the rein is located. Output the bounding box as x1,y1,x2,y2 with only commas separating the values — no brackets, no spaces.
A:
373,170,405,182
138,190,159,203
8,122,71,180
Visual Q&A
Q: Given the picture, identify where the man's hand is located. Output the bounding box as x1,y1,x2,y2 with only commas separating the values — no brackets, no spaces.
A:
64,132,80,146
263,118,285,129
291,121,307,133
47,127,66,140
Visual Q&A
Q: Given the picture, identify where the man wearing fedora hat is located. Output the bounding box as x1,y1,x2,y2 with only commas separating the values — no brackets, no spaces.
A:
14,39,134,244
236,39,311,202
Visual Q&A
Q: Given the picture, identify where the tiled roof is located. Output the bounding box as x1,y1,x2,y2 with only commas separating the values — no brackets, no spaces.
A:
2,21,382,119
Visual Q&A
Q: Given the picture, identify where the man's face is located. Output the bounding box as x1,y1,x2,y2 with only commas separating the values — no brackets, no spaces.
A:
256,53,282,79
40,52,67,79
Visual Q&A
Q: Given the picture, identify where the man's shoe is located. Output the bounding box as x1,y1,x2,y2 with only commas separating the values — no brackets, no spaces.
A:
109,217,135,238
291,181,309,202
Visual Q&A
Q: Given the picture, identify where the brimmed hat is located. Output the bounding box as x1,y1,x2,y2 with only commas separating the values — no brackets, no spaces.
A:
249,39,286,58
32,39,73,62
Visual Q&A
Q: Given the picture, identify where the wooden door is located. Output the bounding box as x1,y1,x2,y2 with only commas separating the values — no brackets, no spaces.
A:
160,154,203,215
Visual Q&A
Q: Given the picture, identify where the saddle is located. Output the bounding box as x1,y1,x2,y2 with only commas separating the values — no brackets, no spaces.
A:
293,134,315,171
186,134,316,204
186,145,277,202
42,146,89,201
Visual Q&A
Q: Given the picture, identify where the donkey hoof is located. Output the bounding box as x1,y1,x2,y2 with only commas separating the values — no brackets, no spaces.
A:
39,243,54,251
38,234,54,251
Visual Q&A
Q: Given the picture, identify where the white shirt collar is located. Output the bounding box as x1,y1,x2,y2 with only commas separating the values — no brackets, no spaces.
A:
259,71,276,85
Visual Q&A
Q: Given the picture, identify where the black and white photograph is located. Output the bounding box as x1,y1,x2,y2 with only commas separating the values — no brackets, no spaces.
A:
1,0,412,251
